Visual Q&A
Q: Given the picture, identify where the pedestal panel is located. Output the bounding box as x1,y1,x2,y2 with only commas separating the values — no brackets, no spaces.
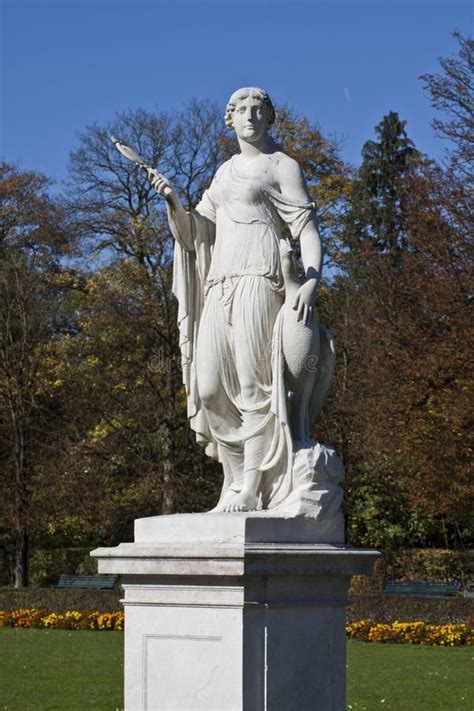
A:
125,602,242,711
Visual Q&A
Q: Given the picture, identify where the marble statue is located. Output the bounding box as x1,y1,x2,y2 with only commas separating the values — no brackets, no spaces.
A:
115,87,344,527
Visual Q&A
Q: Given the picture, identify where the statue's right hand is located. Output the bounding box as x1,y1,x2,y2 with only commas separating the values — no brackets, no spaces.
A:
147,168,174,198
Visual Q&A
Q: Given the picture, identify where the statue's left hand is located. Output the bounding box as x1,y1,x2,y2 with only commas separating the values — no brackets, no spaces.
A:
292,280,316,326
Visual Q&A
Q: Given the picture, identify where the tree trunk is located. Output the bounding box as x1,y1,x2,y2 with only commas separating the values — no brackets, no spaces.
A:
13,422,29,587
160,349,178,516
161,422,175,515
14,526,28,588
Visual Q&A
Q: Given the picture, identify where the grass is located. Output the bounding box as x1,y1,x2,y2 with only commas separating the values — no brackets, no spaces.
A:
346,641,474,711
0,630,473,710
0,629,123,711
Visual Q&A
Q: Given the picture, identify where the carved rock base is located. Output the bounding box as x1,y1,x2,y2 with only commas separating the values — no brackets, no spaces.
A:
92,514,378,711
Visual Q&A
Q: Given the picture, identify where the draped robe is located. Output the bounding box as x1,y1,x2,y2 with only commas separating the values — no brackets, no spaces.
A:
171,156,315,509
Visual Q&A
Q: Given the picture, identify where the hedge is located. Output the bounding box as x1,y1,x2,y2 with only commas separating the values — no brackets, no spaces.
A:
0,587,122,613
347,593,474,624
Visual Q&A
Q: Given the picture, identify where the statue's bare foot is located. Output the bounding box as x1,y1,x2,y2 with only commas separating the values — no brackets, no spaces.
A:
208,489,239,512
223,491,258,513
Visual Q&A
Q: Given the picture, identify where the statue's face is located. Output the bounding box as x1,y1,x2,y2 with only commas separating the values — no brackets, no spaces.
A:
232,95,269,143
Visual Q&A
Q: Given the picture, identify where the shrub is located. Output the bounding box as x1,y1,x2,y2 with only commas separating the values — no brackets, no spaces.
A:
29,548,98,587
349,548,472,595
384,549,467,583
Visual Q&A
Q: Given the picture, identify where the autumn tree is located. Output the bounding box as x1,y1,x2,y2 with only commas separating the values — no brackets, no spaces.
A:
63,102,228,523
0,163,73,586
320,103,473,550
420,32,473,185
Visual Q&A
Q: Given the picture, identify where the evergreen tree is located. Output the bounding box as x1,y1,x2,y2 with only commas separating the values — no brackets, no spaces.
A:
345,111,420,262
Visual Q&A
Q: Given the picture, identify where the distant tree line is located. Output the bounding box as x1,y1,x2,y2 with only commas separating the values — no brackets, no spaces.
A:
1,34,472,587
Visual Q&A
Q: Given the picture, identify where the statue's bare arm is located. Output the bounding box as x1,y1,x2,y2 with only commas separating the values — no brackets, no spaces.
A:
148,170,195,251
277,156,323,325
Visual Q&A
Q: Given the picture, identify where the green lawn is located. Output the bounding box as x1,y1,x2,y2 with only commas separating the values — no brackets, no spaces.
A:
0,630,473,710
0,629,123,711
346,641,474,711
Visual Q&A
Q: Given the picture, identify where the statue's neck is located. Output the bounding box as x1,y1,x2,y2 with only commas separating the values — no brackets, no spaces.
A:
237,135,273,158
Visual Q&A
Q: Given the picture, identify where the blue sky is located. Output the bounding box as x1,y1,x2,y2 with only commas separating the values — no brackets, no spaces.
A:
0,0,471,186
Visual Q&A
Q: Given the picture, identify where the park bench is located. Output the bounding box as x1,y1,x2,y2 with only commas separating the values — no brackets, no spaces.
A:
55,574,117,589
384,580,461,597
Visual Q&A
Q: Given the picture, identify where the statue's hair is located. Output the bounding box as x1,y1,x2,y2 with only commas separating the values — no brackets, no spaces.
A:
224,87,276,130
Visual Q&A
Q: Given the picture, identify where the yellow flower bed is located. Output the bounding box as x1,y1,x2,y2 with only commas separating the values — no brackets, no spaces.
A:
1,610,472,645
0,608,124,631
346,618,474,646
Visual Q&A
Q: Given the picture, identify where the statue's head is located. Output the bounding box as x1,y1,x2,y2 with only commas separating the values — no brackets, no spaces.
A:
225,87,275,141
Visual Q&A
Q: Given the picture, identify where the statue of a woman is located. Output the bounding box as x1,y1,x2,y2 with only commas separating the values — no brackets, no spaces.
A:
149,87,342,520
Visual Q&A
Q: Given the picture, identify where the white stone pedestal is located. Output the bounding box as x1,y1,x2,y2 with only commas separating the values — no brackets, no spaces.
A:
92,513,378,711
